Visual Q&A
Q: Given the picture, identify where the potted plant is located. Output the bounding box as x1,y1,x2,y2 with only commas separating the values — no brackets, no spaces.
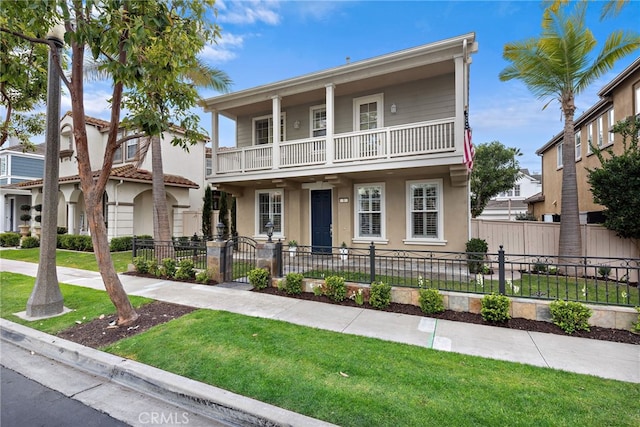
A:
288,240,298,257
339,241,348,261
33,204,42,238
18,204,32,237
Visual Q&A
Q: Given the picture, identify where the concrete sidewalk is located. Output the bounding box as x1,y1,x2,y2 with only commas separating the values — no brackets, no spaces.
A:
1,258,639,424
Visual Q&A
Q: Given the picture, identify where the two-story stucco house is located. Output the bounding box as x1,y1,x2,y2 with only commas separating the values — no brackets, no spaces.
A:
0,142,45,233
532,57,640,224
201,34,478,252
16,112,207,238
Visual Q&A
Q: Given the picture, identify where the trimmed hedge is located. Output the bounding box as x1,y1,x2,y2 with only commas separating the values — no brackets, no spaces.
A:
0,232,21,247
57,234,93,252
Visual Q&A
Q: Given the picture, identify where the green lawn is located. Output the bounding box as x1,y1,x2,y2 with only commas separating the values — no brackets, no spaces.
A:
105,309,640,427
0,248,132,273
1,272,638,426
0,272,150,334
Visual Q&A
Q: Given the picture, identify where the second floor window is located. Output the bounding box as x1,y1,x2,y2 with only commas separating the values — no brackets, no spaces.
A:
0,157,6,176
608,109,615,144
597,116,603,148
587,123,593,154
311,106,327,137
253,115,285,145
575,131,581,159
557,142,563,168
206,158,212,176
126,138,138,161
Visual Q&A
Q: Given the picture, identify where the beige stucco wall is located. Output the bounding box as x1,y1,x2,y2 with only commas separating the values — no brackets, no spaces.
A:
233,172,469,251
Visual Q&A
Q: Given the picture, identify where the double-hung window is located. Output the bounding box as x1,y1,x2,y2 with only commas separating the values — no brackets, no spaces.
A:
355,184,384,240
587,123,593,154
310,106,327,137
253,115,285,145
597,116,604,148
0,156,6,177
406,180,444,243
256,190,283,237
113,131,124,163
575,131,581,159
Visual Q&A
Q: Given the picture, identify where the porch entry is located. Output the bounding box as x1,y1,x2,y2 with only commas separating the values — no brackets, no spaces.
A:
311,189,332,253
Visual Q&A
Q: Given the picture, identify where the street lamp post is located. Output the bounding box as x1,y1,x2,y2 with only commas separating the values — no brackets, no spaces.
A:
26,25,65,317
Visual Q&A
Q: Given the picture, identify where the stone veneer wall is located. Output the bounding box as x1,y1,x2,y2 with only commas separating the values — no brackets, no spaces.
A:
270,278,637,331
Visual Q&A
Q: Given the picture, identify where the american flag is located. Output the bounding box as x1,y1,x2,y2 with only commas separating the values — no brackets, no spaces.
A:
463,110,474,172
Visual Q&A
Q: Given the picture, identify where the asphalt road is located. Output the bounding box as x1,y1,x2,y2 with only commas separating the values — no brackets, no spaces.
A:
1,365,130,427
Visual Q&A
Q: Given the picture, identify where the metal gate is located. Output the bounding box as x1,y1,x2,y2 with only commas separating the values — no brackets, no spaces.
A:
222,236,257,283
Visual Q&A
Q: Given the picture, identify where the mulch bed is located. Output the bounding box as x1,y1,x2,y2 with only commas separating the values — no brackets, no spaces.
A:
56,278,639,349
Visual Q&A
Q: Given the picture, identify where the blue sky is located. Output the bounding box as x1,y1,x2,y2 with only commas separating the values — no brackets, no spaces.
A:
59,0,640,174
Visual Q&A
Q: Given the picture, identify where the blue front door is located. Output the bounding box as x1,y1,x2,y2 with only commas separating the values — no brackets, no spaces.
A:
311,190,332,253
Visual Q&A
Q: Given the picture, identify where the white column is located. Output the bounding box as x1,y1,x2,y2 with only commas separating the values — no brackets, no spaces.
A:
325,84,335,165
272,95,281,170
454,55,465,156
67,202,76,234
210,110,219,176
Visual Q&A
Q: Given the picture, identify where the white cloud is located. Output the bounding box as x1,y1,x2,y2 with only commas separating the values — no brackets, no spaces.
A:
200,32,245,63
217,0,281,25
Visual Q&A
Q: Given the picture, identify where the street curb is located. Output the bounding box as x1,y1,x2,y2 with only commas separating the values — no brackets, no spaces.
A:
1,319,336,427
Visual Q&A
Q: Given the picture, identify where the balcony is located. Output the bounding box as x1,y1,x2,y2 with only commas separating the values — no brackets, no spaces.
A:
214,118,456,176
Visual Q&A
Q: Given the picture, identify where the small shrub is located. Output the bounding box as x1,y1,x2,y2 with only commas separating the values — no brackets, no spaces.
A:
481,293,510,323
110,236,133,252
196,270,211,284
0,232,21,247
174,259,196,280
159,258,177,278
419,288,445,314
57,227,67,234
311,283,324,296
369,281,392,309
283,272,303,295
466,238,488,274
549,300,592,334
324,275,346,302
20,213,31,224
632,307,640,334
34,215,42,223
597,266,612,279
145,259,158,276
57,234,93,251
20,236,40,249
532,262,548,273
350,288,364,306
247,268,269,290
132,256,148,274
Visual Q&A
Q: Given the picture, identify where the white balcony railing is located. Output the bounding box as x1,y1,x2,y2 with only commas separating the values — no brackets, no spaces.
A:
215,118,455,174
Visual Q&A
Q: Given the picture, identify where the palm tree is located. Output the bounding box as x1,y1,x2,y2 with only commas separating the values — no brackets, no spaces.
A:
499,2,640,266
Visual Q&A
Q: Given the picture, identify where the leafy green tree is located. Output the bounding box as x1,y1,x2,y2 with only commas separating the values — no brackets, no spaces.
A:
0,0,221,325
202,186,213,240
0,28,48,148
470,141,521,218
499,2,640,265
587,116,640,239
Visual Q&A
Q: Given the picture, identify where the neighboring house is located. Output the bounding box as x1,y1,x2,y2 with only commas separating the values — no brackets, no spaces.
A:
531,57,640,224
201,34,478,251
477,169,541,221
0,142,45,233
15,112,207,239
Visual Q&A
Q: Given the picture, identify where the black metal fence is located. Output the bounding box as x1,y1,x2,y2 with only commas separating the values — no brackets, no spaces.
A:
132,237,207,270
280,243,640,307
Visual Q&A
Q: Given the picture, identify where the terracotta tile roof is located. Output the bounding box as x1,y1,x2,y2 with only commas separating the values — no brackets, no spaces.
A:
15,164,199,189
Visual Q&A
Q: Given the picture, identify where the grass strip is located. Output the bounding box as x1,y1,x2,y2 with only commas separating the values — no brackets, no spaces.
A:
0,248,132,273
0,272,150,334
104,309,640,427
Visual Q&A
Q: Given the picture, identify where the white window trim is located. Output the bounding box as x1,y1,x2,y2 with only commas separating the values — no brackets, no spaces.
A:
607,109,615,144
353,93,384,132
309,104,327,138
353,182,387,243
254,188,284,240
575,131,581,160
252,113,286,146
597,116,604,148
404,179,446,245
557,142,563,169
587,123,593,154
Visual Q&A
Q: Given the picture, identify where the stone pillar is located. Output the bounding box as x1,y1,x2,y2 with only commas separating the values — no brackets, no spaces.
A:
206,240,233,283
256,242,278,277
67,202,76,234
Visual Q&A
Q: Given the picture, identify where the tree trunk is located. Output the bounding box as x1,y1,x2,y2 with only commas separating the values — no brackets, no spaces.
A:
87,195,139,325
558,93,583,272
151,135,174,261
